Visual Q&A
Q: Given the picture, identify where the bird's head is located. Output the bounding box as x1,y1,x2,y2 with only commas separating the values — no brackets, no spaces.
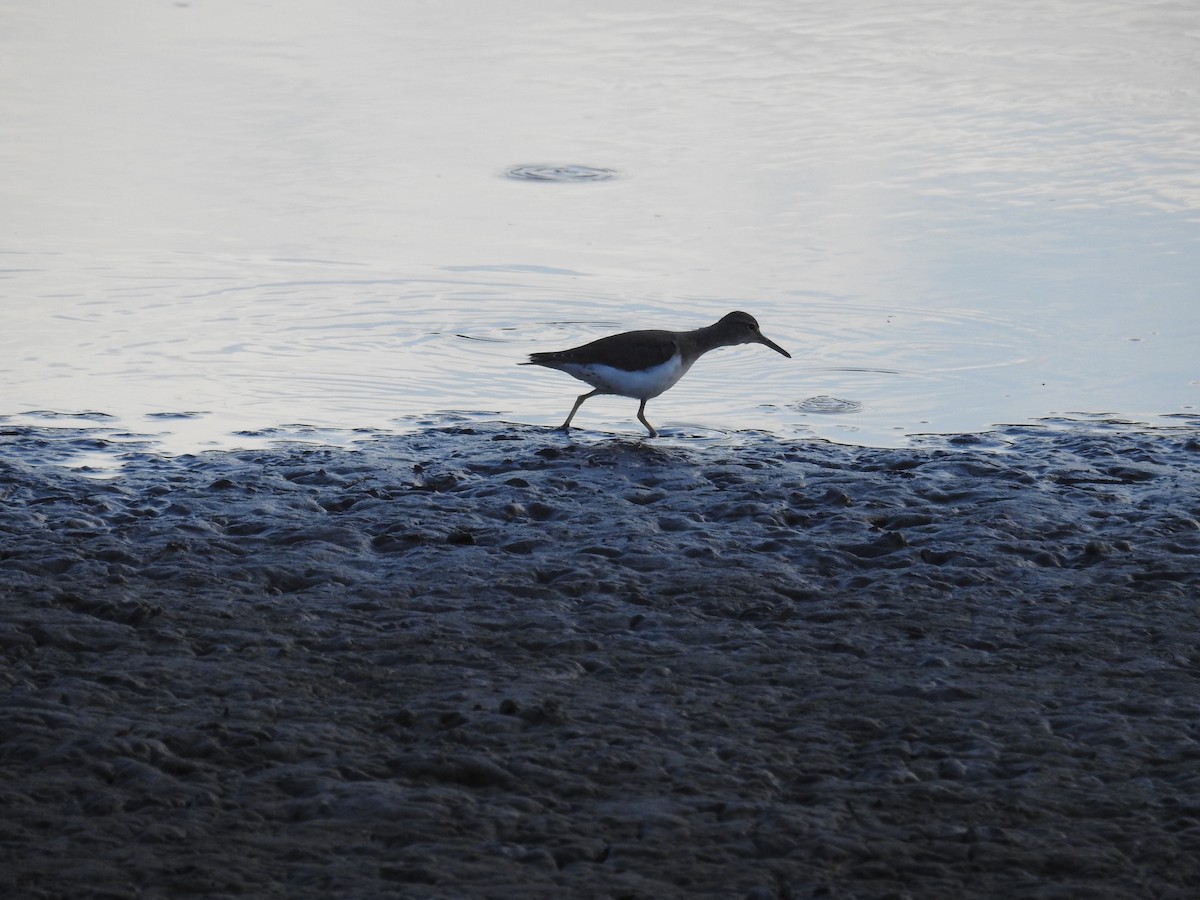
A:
716,311,791,358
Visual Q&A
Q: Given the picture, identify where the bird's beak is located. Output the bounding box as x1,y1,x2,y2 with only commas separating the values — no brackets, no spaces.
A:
757,333,791,358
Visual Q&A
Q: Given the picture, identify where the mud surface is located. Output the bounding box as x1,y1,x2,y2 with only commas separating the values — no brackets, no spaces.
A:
3,422,1200,898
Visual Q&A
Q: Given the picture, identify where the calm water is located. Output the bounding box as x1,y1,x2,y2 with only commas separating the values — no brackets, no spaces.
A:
3,0,1198,461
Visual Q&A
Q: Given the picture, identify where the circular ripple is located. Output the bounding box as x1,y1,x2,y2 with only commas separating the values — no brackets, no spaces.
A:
506,164,617,183
794,395,864,414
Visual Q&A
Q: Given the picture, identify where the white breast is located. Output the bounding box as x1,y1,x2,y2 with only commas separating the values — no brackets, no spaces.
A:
558,354,691,399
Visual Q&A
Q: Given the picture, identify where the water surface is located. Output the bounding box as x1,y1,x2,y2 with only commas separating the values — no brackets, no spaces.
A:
2,0,1198,461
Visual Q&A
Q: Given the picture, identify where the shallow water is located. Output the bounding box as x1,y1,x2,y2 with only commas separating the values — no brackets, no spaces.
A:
2,0,1198,463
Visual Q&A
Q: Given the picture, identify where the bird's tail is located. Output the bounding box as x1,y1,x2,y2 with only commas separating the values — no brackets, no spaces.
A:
520,352,561,366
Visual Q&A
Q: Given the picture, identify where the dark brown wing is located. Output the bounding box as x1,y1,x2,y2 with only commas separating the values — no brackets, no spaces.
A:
525,329,679,372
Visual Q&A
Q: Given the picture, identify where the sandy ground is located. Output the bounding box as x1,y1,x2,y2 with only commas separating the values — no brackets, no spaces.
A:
2,421,1200,899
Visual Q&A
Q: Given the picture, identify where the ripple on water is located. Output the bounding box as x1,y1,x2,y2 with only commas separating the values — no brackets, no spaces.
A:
505,164,617,183
793,395,864,415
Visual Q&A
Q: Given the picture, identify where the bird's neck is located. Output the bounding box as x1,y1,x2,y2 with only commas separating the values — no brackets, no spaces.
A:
680,324,730,363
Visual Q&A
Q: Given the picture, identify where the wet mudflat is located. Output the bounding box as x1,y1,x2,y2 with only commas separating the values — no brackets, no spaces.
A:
2,422,1199,899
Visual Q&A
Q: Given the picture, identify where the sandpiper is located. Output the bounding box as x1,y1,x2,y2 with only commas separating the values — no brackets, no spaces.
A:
521,310,791,437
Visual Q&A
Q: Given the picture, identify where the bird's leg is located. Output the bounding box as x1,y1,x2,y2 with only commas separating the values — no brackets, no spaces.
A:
636,399,658,438
560,390,599,431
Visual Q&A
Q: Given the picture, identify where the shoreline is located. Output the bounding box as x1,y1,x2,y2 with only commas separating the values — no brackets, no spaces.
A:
3,422,1200,898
